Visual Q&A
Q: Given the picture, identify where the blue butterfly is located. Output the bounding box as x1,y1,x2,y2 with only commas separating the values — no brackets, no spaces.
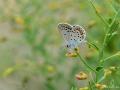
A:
58,23,86,50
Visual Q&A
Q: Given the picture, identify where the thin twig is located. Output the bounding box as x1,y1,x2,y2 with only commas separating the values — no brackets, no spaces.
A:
100,52,120,63
88,0,110,27
99,9,120,62
76,52,97,72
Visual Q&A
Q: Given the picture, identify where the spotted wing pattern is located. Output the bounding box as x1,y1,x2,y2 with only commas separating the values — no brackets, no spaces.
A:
58,23,72,42
58,23,86,49
70,25,86,44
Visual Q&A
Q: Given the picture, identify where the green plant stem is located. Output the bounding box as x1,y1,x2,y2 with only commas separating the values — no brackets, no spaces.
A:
107,1,117,14
100,52,120,63
98,33,108,61
87,41,99,51
110,9,120,27
97,75,105,83
88,0,109,28
99,9,120,63
87,1,120,89
76,52,97,73
88,0,120,62
88,0,110,62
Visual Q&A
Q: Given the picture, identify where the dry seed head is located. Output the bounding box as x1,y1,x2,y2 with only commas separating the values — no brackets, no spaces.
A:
109,66,116,71
104,69,112,77
79,87,89,90
76,72,88,80
104,66,117,77
65,52,77,57
95,83,107,90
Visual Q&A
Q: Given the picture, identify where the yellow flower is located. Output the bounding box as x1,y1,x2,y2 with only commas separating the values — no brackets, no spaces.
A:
15,16,24,25
95,83,106,90
76,72,88,80
65,52,77,57
47,65,55,73
79,87,89,90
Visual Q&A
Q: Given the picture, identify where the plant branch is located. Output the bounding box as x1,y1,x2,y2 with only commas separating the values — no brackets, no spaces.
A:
100,52,120,63
99,9,120,62
88,0,109,27
76,52,97,72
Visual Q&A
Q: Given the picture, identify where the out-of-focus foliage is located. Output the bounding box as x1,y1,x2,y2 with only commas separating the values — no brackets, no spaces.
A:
0,0,120,90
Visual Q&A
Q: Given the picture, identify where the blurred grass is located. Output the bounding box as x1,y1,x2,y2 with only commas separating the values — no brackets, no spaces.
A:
0,0,120,90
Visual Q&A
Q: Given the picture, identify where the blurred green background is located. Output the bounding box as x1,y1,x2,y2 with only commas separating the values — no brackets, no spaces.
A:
0,0,120,90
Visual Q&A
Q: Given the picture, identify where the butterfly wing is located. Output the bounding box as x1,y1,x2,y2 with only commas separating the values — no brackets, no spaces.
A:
58,23,73,47
58,23,86,49
70,25,86,46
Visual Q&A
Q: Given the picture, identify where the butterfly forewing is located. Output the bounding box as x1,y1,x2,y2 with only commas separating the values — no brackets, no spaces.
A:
58,23,72,42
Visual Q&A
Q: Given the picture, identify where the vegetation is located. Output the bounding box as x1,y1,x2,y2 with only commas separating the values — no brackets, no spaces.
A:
0,0,120,90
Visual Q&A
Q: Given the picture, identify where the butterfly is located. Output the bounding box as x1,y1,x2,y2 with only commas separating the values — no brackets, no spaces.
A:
58,23,86,50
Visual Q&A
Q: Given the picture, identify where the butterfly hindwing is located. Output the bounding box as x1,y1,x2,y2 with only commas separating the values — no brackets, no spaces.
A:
72,25,86,43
